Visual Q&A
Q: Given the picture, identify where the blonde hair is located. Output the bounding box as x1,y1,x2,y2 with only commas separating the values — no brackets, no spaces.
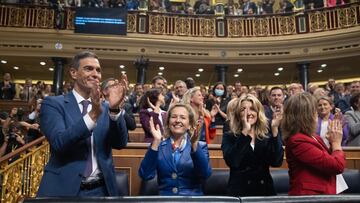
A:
317,96,334,106
182,87,200,106
226,98,238,123
164,103,196,138
182,87,210,119
230,94,268,139
282,92,317,141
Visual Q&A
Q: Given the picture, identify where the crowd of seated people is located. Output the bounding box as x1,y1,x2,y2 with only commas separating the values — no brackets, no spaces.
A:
1,0,353,15
2,65,360,196
1,70,360,147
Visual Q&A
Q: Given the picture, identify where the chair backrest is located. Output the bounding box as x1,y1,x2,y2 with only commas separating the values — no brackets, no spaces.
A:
139,176,159,195
115,171,129,196
203,169,229,195
342,169,360,193
270,169,289,195
138,168,360,196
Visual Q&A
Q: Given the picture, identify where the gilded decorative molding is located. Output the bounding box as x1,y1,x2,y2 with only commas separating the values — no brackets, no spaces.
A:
279,16,296,35
199,17,216,37
149,14,166,34
175,16,191,36
227,18,245,37
309,4,359,32
338,6,357,28
0,140,50,203
127,13,137,33
0,3,359,37
66,8,75,30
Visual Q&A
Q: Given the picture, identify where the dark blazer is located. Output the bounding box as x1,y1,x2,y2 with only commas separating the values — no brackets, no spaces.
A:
0,81,16,100
139,108,166,143
138,136,212,195
286,133,345,195
221,131,283,196
37,92,128,196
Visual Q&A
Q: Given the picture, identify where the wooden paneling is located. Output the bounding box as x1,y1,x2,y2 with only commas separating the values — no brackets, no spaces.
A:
113,143,360,196
0,100,32,114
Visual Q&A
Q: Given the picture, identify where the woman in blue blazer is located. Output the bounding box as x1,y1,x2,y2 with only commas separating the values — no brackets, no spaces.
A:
139,103,212,195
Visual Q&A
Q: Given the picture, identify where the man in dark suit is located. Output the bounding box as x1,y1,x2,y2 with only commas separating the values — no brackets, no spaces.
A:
37,51,128,197
0,72,16,100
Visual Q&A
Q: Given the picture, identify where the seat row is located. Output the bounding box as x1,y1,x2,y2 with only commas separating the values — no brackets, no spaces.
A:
115,168,360,196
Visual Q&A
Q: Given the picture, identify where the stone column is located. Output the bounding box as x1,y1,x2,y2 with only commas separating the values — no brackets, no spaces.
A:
215,65,228,85
134,56,149,84
297,62,310,92
52,57,66,95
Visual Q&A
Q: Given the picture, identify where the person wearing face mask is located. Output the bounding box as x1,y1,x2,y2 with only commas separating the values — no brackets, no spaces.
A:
205,82,230,126
138,103,212,195
221,94,283,196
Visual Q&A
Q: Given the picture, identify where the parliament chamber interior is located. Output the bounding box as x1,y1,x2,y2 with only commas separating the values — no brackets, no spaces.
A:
0,0,360,202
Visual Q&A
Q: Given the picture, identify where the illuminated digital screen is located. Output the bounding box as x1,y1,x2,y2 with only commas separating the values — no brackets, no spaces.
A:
75,7,127,35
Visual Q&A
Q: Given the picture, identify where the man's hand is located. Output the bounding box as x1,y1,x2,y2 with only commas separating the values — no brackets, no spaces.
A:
89,86,102,121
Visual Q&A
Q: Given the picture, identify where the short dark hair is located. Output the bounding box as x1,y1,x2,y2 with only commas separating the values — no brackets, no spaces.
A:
139,88,162,109
71,51,98,69
184,77,195,89
135,83,143,88
100,78,116,92
151,76,165,85
270,86,284,94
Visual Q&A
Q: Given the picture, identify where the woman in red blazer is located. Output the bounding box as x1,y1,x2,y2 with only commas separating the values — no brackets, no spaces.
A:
282,92,345,195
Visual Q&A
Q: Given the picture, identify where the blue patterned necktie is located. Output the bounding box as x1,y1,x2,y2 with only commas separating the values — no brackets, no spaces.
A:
81,100,92,177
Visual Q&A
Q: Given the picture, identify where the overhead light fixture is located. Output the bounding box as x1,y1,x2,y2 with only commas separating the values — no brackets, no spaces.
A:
198,68,204,72
119,65,125,69
321,64,327,68
159,66,165,71
317,69,323,73
121,71,126,74
1,60,7,64
13,66,19,70
158,72,163,75
277,67,283,71
274,72,280,76
237,68,243,72
195,74,200,77
49,67,54,71
40,61,46,66
234,74,239,77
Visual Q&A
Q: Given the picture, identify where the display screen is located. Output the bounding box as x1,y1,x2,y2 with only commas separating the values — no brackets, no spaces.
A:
75,7,127,35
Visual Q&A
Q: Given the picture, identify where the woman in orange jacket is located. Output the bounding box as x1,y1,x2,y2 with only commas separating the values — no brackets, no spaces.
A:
182,87,217,144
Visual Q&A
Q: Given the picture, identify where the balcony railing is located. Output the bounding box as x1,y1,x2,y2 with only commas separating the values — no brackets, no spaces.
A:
0,3,359,37
0,136,50,203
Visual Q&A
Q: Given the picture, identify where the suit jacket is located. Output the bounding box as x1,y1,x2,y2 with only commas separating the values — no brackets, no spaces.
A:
139,108,167,143
37,92,128,197
221,131,283,196
344,110,360,146
138,137,212,195
286,133,345,195
202,114,216,144
0,81,16,100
